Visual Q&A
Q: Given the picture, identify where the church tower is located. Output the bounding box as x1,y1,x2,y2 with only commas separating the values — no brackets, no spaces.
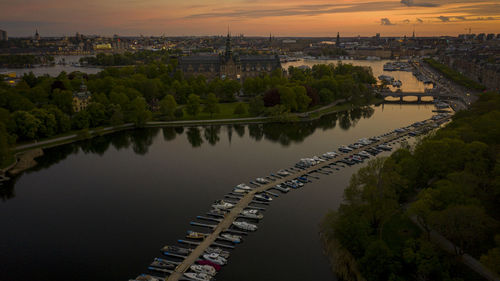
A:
336,32,340,46
225,31,232,59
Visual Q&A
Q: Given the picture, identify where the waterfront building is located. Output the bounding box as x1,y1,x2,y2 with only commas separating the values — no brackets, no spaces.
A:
178,32,281,81
0,29,7,41
73,81,92,112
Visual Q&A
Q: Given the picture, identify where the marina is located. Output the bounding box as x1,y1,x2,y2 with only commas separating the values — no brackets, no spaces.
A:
0,103,441,281
130,113,451,281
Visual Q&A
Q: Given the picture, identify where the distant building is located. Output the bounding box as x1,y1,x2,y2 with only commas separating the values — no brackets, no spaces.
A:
179,32,281,81
34,29,40,41
336,32,340,46
0,29,7,41
73,80,92,112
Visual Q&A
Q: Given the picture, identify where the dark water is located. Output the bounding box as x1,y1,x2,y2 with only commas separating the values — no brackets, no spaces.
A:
0,104,434,281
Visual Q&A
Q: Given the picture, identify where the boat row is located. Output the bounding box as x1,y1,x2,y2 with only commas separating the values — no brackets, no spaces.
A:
130,114,453,281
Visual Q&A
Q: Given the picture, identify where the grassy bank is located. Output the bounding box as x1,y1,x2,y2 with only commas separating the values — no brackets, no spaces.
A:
424,58,485,91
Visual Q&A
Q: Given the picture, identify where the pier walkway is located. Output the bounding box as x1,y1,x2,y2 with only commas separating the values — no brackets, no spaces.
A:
166,117,450,281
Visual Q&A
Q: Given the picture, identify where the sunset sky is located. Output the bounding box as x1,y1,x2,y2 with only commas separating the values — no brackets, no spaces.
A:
1,0,499,37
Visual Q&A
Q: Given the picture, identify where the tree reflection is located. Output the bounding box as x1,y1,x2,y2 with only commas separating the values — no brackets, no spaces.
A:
204,126,221,146
2,105,383,201
187,127,203,147
233,125,245,138
130,128,159,155
162,127,177,141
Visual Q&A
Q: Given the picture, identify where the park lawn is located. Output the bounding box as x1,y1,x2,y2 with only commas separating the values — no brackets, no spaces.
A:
180,102,255,120
381,213,421,253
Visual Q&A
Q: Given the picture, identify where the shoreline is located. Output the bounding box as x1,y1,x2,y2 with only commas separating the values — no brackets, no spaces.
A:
2,98,383,178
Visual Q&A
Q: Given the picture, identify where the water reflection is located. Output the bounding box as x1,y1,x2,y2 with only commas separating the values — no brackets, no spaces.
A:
0,106,375,201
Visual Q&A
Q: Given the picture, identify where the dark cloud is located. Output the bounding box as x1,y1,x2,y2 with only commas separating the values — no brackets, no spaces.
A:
434,15,499,22
380,18,395,25
437,16,450,22
187,1,399,19
400,0,439,7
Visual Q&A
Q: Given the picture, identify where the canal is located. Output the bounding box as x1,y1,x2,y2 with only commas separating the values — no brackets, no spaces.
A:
0,103,435,281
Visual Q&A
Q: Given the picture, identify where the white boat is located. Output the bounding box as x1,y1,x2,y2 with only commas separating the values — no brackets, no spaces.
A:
190,264,216,276
277,169,290,176
232,221,258,231
235,183,252,190
211,200,234,210
220,233,242,243
204,247,230,258
291,179,304,187
274,184,290,193
254,193,273,202
232,188,247,194
255,178,269,184
184,272,212,281
202,253,227,265
241,209,264,219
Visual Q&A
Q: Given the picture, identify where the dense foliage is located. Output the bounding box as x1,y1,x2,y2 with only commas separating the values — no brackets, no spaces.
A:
424,58,486,91
0,61,375,168
321,92,500,281
245,63,376,118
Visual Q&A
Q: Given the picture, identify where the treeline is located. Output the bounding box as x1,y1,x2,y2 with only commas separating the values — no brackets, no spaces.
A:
321,92,500,281
0,61,376,167
424,58,486,91
0,54,54,68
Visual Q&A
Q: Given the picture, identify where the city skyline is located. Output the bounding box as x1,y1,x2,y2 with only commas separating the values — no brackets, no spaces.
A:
1,0,499,37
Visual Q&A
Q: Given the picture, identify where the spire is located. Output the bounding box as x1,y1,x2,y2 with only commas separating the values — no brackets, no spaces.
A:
336,32,340,46
225,27,232,59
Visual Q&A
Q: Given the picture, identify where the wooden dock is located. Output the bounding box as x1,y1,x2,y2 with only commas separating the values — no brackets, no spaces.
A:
165,117,450,281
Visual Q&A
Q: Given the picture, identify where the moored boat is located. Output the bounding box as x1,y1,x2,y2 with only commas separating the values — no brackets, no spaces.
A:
232,221,258,231
241,209,264,219
190,264,217,276
211,200,234,210
202,253,227,265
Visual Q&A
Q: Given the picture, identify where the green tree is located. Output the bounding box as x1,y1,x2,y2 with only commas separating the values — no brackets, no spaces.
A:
319,88,335,104
51,89,73,115
359,240,396,281
480,235,500,275
430,205,495,255
10,111,41,140
294,86,312,112
0,122,11,166
203,93,220,117
344,157,400,231
159,94,178,119
71,110,90,130
249,96,265,115
278,86,297,112
174,108,184,119
127,97,152,127
86,102,107,127
31,108,57,138
186,94,201,116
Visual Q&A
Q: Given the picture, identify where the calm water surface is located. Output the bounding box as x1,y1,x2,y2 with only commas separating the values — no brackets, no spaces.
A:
0,104,435,281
